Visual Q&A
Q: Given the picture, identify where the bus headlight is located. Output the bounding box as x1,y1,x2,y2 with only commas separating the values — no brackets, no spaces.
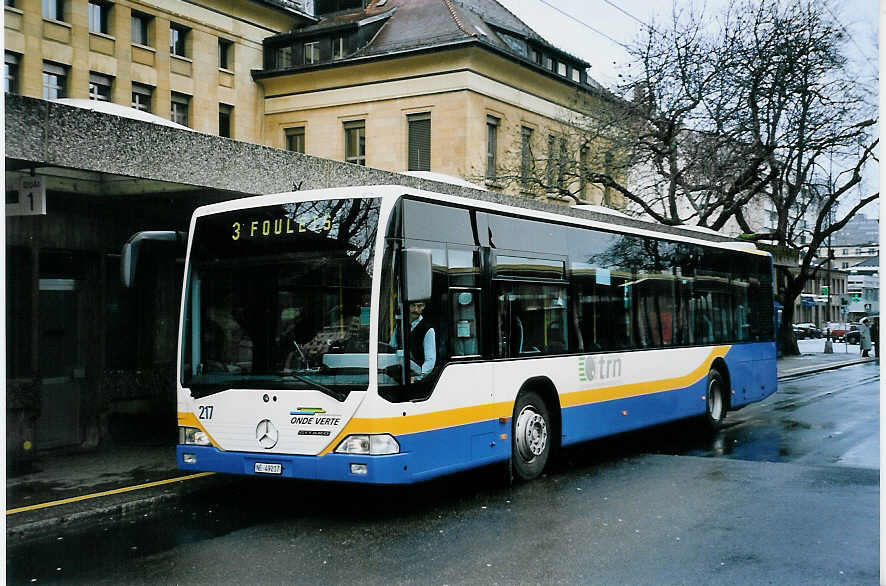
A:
334,434,399,455
179,426,211,446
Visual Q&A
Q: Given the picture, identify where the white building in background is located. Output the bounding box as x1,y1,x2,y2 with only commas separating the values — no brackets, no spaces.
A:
817,243,879,270
846,256,879,321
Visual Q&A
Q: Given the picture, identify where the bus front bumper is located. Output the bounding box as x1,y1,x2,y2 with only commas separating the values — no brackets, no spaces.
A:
176,445,413,484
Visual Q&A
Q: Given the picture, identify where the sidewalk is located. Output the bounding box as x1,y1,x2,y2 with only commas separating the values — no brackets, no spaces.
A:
6,348,878,545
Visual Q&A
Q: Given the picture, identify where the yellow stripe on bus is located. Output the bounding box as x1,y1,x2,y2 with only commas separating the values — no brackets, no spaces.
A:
319,345,731,454
560,345,730,407
179,347,731,456
178,412,223,450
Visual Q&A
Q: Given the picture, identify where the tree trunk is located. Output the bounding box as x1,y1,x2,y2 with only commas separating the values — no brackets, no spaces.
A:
778,303,800,356
776,270,804,357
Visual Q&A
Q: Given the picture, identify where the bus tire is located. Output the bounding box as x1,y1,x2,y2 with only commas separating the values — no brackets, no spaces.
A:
704,369,727,431
512,391,551,480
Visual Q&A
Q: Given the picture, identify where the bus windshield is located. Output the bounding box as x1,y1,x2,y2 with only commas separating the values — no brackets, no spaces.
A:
181,197,380,400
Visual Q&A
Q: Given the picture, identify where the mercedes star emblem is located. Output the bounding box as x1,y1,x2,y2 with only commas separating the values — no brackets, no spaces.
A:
256,419,278,449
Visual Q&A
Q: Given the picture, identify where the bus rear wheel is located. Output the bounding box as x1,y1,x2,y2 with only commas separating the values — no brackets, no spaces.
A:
704,369,727,430
512,391,551,480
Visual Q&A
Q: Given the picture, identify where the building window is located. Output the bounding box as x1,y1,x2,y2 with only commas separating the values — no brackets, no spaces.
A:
88,72,112,101
407,113,431,172
273,46,293,69
131,82,152,112
170,23,189,58
332,36,345,60
344,120,365,166
486,115,499,180
171,92,190,126
557,137,568,189
88,1,109,34
304,41,319,64
285,126,305,153
42,62,67,99
131,12,151,46
544,55,553,70
218,104,233,138
5,52,19,94
571,68,580,83
545,134,556,187
501,34,527,57
557,62,567,76
218,38,233,70
315,0,363,15
42,0,64,21
520,126,533,187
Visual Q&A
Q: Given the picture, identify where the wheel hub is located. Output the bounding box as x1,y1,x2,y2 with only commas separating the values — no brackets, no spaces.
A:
515,406,548,461
708,379,724,421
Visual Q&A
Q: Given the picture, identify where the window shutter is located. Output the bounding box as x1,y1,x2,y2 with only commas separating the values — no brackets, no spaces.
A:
408,114,431,172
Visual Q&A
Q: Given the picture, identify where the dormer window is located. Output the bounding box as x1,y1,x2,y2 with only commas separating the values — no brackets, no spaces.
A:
304,41,319,64
500,33,527,57
315,0,363,15
333,36,345,60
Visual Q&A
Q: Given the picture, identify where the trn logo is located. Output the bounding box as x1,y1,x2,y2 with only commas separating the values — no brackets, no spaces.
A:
578,355,623,383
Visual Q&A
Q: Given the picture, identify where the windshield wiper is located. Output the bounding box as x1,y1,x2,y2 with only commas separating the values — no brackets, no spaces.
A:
285,371,347,402
187,373,347,401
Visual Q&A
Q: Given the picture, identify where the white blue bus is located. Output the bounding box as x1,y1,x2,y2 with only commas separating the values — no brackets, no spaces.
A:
164,185,776,483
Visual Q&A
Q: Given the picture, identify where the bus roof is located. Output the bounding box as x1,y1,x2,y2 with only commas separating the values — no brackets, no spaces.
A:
191,185,771,258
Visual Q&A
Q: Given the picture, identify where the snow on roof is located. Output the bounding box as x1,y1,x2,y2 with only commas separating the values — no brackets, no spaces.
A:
401,171,487,191
53,98,194,131
571,204,629,218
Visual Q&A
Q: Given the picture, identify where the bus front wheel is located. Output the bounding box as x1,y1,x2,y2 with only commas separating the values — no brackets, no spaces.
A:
704,369,727,430
512,391,551,480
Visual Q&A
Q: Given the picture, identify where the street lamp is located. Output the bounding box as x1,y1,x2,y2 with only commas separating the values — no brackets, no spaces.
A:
824,204,835,354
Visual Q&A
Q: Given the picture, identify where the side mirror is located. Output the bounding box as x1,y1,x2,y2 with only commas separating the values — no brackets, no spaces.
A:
404,248,432,302
121,231,185,288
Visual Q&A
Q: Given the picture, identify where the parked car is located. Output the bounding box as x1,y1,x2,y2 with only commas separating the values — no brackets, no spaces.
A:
825,322,848,340
793,323,822,339
799,323,823,338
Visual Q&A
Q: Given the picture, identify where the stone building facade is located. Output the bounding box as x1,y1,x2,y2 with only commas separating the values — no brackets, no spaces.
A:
6,0,619,204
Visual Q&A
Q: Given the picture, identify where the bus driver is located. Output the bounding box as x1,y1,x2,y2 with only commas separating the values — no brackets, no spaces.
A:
391,301,436,381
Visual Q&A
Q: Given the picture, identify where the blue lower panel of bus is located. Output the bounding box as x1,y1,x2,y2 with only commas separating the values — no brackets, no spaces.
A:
562,379,709,445
177,419,510,484
177,343,777,484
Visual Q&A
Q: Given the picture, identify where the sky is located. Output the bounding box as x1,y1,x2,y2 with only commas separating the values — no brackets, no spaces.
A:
496,0,880,217
496,0,878,90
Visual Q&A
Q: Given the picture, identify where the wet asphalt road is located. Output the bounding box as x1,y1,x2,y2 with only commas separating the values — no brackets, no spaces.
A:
8,363,879,585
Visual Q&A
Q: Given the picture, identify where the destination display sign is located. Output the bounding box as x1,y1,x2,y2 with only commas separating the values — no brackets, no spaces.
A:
231,214,331,241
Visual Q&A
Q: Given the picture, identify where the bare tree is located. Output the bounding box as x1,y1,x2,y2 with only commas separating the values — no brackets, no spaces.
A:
717,1,878,354
494,0,877,355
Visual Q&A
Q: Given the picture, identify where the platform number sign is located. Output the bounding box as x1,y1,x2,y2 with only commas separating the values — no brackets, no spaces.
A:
6,175,47,216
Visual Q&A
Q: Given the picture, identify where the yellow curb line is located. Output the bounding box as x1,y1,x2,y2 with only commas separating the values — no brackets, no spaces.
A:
6,472,215,516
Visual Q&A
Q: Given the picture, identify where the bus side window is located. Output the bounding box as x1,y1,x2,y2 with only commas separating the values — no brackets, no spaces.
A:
497,283,567,357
